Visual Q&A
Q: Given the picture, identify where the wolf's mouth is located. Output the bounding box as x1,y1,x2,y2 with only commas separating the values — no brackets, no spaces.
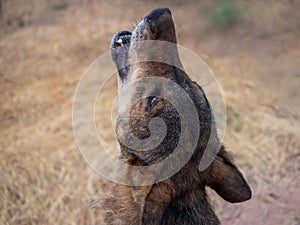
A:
110,30,132,80
111,30,132,48
110,7,175,80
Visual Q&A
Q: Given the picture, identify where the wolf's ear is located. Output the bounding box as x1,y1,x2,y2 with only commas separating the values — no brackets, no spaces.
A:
207,145,251,203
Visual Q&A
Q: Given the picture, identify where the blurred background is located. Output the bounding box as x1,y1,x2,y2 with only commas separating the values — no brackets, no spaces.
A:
0,0,299,224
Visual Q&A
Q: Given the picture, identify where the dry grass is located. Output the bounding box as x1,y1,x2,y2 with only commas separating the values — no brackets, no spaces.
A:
0,0,299,224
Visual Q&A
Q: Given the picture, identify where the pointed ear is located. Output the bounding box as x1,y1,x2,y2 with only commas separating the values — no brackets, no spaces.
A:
207,145,252,203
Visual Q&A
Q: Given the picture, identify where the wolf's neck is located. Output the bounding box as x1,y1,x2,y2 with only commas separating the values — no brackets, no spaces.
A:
140,180,219,225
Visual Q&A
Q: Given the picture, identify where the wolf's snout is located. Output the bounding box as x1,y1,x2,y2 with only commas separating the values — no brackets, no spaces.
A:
144,7,171,25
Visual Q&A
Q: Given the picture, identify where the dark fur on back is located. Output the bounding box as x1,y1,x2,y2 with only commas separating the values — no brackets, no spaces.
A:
102,7,251,225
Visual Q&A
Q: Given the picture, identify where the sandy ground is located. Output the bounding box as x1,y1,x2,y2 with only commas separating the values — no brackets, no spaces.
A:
0,0,299,224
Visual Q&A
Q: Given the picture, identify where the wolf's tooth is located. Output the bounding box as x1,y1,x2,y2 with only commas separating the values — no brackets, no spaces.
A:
116,38,123,46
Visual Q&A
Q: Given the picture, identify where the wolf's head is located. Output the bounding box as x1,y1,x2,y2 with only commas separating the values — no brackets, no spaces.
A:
110,7,251,203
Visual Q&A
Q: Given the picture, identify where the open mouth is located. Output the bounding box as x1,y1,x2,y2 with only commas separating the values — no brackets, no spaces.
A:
110,7,175,80
110,30,132,80
111,30,132,49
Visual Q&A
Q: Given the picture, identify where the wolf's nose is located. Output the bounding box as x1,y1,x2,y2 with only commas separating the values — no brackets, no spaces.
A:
144,7,171,24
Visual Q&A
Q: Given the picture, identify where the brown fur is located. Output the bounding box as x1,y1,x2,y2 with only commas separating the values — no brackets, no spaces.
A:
103,7,251,225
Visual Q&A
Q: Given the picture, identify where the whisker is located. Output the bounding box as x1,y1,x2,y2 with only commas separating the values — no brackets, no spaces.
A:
130,16,139,30
129,21,136,30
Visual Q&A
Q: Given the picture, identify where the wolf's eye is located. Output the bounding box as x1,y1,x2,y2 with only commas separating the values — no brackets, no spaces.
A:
147,96,158,110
